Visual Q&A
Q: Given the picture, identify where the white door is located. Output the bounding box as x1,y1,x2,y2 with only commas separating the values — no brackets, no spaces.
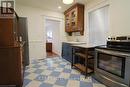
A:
88,6,109,45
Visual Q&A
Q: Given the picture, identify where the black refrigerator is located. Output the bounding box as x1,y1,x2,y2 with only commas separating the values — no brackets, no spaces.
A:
18,17,29,66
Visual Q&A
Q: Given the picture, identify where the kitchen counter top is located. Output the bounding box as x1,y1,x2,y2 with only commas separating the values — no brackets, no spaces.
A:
72,44,98,49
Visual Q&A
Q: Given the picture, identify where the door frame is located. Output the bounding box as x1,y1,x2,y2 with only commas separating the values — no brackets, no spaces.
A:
43,16,63,58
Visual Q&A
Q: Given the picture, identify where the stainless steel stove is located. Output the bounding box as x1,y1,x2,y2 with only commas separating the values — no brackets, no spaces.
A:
94,36,130,87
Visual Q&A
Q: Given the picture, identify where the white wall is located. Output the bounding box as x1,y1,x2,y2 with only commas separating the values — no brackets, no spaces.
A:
15,4,65,59
109,0,130,36
66,0,130,43
88,0,130,37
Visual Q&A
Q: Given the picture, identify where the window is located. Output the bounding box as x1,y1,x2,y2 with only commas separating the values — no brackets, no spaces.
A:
46,31,52,42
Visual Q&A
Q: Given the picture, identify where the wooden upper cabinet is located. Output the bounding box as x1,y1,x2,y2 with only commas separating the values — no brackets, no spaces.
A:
0,17,18,47
64,3,84,35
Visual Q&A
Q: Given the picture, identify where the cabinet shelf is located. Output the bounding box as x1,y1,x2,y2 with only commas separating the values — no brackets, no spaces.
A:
72,46,95,77
74,52,93,59
74,63,93,73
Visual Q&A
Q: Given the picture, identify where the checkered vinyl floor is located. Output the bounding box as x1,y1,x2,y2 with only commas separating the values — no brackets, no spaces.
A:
23,57,106,87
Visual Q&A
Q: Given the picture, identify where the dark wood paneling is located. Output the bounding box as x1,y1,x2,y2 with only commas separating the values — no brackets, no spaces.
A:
0,47,23,87
0,19,16,46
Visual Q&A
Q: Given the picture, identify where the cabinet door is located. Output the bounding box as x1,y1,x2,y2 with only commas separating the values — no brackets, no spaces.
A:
76,5,84,32
62,43,68,58
67,45,72,62
70,7,78,31
0,47,23,86
62,43,72,63
65,13,71,32
0,19,16,46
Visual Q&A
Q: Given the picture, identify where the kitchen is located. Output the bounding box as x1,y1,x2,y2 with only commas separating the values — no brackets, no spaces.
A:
0,0,130,87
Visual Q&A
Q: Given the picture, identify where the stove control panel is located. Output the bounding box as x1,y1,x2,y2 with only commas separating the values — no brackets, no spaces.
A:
108,36,130,41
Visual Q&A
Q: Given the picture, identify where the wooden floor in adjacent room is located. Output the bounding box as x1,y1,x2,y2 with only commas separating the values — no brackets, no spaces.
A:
46,52,59,58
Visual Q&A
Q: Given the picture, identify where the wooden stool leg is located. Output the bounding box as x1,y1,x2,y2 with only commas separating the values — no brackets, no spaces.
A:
85,60,87,78
85,49,88,78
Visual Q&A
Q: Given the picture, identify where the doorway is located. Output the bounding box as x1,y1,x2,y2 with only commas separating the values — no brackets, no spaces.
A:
45,19,60,58
88,5,109,45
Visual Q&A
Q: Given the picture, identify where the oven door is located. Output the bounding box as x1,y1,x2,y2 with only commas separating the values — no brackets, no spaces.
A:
95,48,130,87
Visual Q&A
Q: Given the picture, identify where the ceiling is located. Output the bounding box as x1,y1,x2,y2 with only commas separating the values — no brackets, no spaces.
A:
16,0,87,13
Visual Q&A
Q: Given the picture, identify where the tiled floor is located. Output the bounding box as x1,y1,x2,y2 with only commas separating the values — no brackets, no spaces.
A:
23,57,106,87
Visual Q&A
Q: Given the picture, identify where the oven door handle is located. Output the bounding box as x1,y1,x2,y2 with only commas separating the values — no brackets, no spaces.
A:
96,49,130,57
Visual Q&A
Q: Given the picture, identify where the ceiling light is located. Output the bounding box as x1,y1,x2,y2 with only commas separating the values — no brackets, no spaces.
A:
58,6,62,9
63,0,74,4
